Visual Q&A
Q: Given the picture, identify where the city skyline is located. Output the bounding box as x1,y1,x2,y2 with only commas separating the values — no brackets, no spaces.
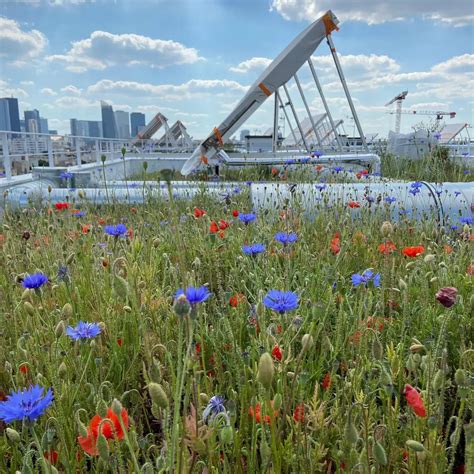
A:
0,0,473,139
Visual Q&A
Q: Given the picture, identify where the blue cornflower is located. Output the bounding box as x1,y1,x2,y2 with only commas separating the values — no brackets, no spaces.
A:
333,166,344,173
175,286,211,306
73,211,85,217
22,273,48,289
312,150,323,158
315,184,326,191
59,171,74,180
285,159,296,165
263,290,299,314
464,169,471,174
366,196,375,203
238,213,256,225
351,270,381,288
66,321,102,341
242,243,266,256
104,224,127,237
460,216,473,225
0,385,53,423
233,186,241,194
409,188,421,196
57,265,69,283
454,191,461,198
384,196,396,204
450,225,459,231
202,395,228,424
300,157,311,164
411,181,422,188
274,232,298,246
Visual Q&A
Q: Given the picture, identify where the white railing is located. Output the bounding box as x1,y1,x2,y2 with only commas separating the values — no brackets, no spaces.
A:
0,130,196,179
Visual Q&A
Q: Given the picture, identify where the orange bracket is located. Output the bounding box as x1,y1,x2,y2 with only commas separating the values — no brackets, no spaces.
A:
258,82,272,97
323,12,339,36
213,127,224,146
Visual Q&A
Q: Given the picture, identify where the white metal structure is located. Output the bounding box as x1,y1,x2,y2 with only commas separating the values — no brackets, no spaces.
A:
181,10,369,175
157,120,193,149
390,110,456,121
132,112,170,144
385,91,408,134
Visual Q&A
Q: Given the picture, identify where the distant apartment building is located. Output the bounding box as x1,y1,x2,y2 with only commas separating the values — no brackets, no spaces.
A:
70,119,103,138
130,112,146,137
240,129,250,141
100,101,117,139
39,117,49,134
115,110,130,139
0,97,21,132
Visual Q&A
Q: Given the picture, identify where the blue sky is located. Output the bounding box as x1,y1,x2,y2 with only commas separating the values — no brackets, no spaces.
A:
1,0,473,139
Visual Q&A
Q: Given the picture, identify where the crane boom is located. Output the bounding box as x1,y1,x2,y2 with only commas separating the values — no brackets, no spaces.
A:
389,110,456,119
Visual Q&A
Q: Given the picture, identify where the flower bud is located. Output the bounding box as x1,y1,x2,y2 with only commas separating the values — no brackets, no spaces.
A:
423,254,435,264
148,383,169,409
257,352,274,390
96,399,108,418
220,426,234,445
409,344,425,353
66,253,75,264
373,441,387,466
432,369,443,391
173,294,190,317
6,428,21,444
406,440,425,452
344,413,359,445
111,398,123,417
55,320,65,338
96,432,109,461
23,301,35,316
58,361,67,380
380,221,393,236
301,333,314,352
372,337,383,360
454,369,468,387
123,305,132,313
399,278,408,291
21,289,32,301
61,303,73,319
272,393,282,411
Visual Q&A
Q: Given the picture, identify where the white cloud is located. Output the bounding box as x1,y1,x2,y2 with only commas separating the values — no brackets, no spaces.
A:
60,85,82,95
312,53,400,75
431,53,474,73
270,0,473,27
47,31,203,73
0,17,48,61
55,96,97,108
87,79,248,100
41,87,57,96
20,80,34,86
0,80,29,98
230,57,272,73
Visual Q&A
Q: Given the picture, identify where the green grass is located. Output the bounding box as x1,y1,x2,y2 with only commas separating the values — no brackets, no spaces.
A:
0,180,472,473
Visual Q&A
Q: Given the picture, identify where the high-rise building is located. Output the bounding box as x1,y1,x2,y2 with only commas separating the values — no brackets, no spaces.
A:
101,101,117,139
0,98,20,132
87,121,102,138
114,110,130,139
130,112,146,137
24,109,40,133
20,120,26,132
71,119,103,138
39,117,49,134
0,100,10,131
240,129,250,141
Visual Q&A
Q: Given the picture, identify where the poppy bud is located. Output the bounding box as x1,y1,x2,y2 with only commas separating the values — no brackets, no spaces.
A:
111,398,123,417
152,238,160,248
101,154,106,163
61,303,73,319
454,369,468,387
199,393,209,405
55,320,65,338
24,301,35,316
301,334,314,352
58,361,67,380
173,294,191,317
432,370,443,391
220,426,234,445
96,432,109,461
424,254,435,263
48,185,52,193
372,337,383,360
6,428,21,444
148,383,169,410
257,353,274,390
344,411,359,445
373,441,387,466
97,399,108,418
435,287,458,308
398,278,408,290
406,440,425,452
123,305,132,313
272,393,282,411
409,344,425,353
380,221,393,236
21,289,32,301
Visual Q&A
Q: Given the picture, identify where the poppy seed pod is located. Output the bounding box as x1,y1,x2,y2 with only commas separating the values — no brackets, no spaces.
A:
257,353,274,390
435,287,458,308
301,333,314,352
406,440,425,452
61,303,73,319
380,221,393,237
148,383,169,410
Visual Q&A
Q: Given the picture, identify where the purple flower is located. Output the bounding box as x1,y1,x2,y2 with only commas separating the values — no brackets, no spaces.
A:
60,171,74,180
0,385,53,423
242,243,266,256
460,216,473,225
435,287,458,308
263,290,299,314
238,213,256,225
202,395,228,424
315,184,326,191
384,196,396,204
333,166,344,173
175,286,211,306
274,232,298,246
66,321,102,340
22,273,48,289
409,188,421,196
351,270,381,288
104,224,127,237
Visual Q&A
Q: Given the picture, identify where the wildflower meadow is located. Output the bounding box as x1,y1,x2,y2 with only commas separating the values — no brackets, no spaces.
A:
0,167,473,473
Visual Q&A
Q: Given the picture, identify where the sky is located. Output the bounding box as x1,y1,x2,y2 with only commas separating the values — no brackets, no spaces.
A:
0,0,473,140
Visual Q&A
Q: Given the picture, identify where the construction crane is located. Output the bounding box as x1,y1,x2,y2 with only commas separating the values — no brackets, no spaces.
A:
385,90,408,134
389,110,456,121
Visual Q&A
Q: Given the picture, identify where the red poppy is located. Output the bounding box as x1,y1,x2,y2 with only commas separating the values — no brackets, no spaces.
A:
130,207,137,214
293,403,305,423
194,207,206,218
218,231,225,238
44,450,58,465
322,372,331,390
271,167,278,176
78,407,129,456
403,246,425,257
330,232,341,255
55,202,69,211
232,210,239,217
116,338,123,347
315,165,323,171
81,224,91,234
248,402,278,424
444,244,453,254
356,173,362,179
378,241,397,255
361,169,369,175
19,363,29,374
271,344,282,362
229,294,245,307
98,218,106,225
348,201,360,208
195,342,201,356
404,384,426,417
209,221,219,233
219,220,230,230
